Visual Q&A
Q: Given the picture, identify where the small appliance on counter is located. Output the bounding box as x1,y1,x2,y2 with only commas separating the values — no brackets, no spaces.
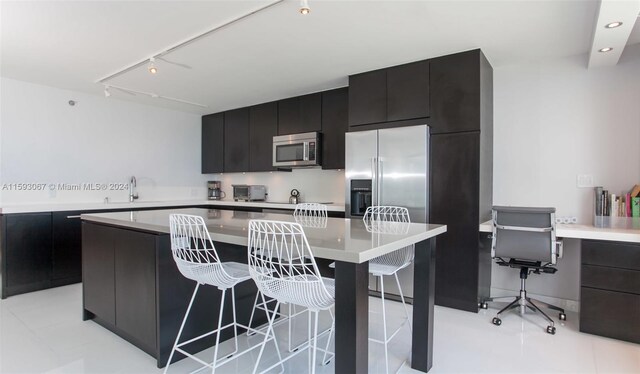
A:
289,189,300,204
232,184,266,202
207,181,225,200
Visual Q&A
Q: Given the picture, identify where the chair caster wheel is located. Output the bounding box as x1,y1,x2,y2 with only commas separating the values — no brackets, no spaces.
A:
492,317,502,326
480,302,488,309
546,325,556,334
559,313,567,321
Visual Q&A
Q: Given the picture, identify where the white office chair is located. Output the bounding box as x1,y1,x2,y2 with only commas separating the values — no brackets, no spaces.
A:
365,205,414,374
248,220,335,374
247,203,329,352
481,206,566,334
164,214,266,374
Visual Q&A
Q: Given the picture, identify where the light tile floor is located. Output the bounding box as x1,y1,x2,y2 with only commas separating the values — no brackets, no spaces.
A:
1,284,639,373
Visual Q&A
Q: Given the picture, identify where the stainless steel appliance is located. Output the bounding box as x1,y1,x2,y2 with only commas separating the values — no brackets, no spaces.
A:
207,181,225,200
272,132,321,168
289,189,300,204
345,124,429,298
232,184,266,202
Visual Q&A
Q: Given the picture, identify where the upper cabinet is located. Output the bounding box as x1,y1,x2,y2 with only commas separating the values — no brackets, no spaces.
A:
249,102,278,172
201,113,224,174
223,108,250,173
429,49,484,134
277,93,322,135
349,60,429,127
321,87,348,170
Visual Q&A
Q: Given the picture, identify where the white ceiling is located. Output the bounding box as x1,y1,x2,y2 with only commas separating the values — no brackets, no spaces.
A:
2,0,639,115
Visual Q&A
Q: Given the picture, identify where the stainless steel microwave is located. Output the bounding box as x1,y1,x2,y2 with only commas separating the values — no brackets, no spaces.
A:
272,132,321,168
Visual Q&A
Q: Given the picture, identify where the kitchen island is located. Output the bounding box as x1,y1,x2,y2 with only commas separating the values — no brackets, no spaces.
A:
81,208,446,372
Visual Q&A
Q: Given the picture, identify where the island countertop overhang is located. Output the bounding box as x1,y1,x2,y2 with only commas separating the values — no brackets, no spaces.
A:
81,208,447,264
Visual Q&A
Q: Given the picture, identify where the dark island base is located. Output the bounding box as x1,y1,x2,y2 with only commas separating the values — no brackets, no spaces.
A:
81,221,268,368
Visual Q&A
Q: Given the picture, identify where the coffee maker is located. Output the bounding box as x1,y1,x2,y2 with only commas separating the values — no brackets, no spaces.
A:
207,181,225,200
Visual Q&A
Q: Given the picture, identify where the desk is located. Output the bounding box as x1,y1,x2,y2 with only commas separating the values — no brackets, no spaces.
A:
480,218,640,344
82,208,447,372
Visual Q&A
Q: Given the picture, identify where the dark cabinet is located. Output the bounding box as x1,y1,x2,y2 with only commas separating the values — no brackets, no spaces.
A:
115,229,158,351
580,239,640,344
277,93,322,135
1,213,52,296
202,113,224,174
429,49,487,134
52,211,82,282
387,61,430,121
349,61,430,127
348,69,387,126
82,222,116,324
223,108,250,173
321,87,348,170
249,102,278,172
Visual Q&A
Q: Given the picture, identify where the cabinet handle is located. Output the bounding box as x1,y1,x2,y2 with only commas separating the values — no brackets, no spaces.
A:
66,215,81,219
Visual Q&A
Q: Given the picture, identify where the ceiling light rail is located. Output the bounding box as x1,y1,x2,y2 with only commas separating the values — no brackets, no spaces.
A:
103,84,207,108
96,0,284,84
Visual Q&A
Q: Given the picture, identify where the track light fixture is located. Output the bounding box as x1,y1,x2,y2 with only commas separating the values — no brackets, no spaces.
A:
148,57,158,74
299,0,310,15
104,86,111,97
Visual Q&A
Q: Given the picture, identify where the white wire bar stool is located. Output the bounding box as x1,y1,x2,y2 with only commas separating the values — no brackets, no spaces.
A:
248,220,335,374
364,205,414,374
246,203,329,353
164,214,271,374
293,203,328,218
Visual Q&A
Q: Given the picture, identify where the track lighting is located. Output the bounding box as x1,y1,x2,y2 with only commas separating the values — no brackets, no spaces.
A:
148,57,158,74
104,86,111,97
299,0,310,15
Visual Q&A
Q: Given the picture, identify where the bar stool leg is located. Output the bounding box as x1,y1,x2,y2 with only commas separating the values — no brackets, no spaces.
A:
380,276,389,374
394,272,412,330
211,288,226,374
230,287,239,356
164,283,200,374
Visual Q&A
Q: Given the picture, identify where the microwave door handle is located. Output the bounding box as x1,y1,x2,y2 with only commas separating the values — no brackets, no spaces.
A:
303,142,309,161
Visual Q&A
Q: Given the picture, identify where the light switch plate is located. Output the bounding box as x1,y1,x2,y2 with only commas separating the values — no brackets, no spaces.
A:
576,174,594,188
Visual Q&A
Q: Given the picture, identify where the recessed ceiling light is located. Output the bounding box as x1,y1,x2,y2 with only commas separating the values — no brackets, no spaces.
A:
148,57,158,74
598,47,613,52
605,22,623,28
104,86,111,97
299,0,310,15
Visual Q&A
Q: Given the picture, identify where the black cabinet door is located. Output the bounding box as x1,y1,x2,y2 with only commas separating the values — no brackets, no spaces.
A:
202,113,224,173
430,132,481,312
223,108,250,172
429,50,480,134
387,61,429,121
277,93,321,135
348,69,387,126
115,229,157,351
52,211,82,282
249,102,278,172
321,87,348,170
82,222,116,324
4,213,52,289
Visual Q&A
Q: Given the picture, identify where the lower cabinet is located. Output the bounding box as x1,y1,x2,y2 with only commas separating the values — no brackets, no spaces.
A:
1,213,52,298
580,239,640,344
82,221,265,368
52,211,83,283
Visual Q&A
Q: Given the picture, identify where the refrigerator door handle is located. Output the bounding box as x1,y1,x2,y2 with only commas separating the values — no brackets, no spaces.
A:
371,157,377,206
378,158,383,203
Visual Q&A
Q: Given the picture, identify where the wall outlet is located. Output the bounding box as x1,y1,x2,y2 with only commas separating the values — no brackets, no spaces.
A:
576,174,594,188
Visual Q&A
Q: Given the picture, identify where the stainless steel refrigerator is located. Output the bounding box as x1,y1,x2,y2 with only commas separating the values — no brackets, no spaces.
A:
345,124,429,298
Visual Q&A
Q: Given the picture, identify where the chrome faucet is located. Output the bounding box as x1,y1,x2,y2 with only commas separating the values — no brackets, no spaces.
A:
129,176,139,202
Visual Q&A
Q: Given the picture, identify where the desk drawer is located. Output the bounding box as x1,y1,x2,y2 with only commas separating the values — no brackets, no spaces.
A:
580,287,640,344
581,264,640,294
582,240,640,271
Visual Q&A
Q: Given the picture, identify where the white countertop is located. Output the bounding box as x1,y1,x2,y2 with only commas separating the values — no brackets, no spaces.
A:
480,218,640,243
0,199,345,214
82,208,446,264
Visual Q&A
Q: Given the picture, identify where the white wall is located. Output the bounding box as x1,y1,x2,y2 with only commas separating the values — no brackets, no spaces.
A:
0,78,209,204
490,45,640,308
